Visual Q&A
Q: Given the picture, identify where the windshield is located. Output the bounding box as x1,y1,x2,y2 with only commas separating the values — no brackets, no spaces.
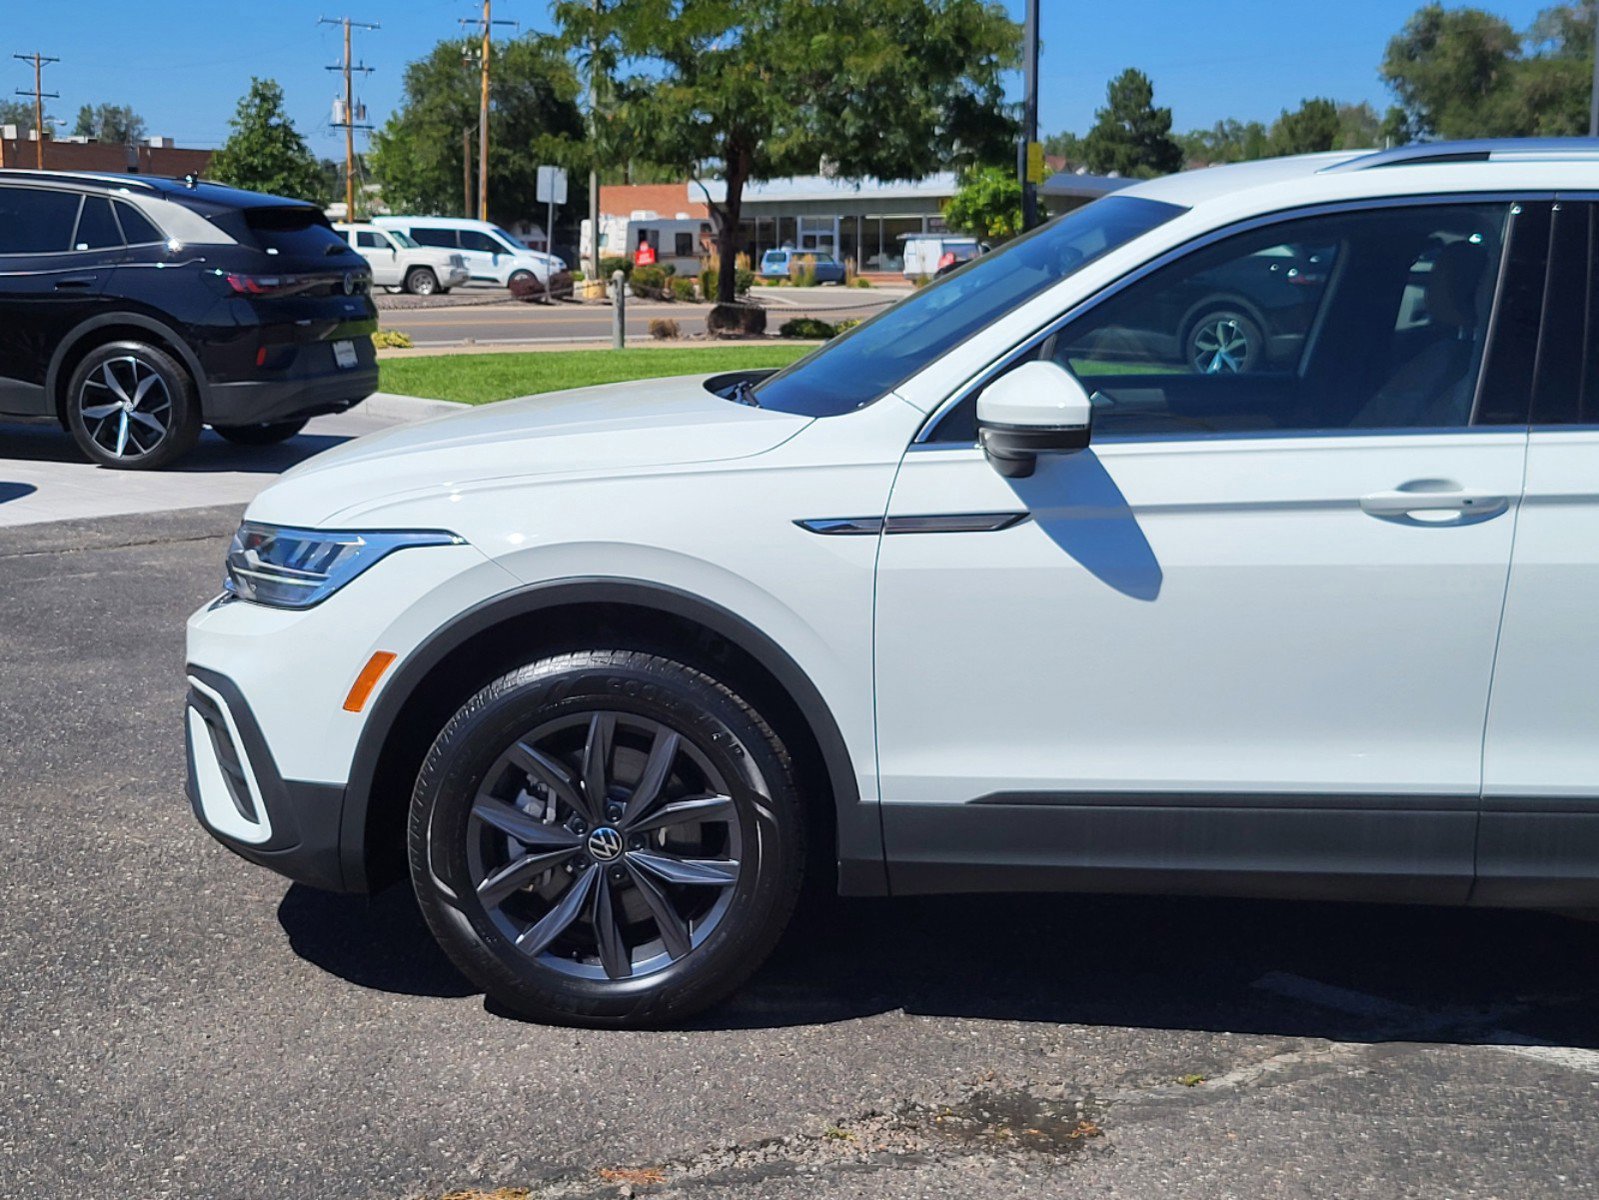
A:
751,195,1186,417
389,229,420,249
492,225,529,251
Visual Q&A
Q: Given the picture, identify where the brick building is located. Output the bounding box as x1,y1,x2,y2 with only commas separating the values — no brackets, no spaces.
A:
0,133,212,178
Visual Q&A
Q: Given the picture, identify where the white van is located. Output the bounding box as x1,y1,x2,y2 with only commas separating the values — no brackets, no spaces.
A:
374,216,569,294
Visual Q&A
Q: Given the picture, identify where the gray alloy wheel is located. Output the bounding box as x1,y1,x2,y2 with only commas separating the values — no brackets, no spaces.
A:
466,710,742,982
1186,309,1263,375
404,266,438,296
65,341,201,470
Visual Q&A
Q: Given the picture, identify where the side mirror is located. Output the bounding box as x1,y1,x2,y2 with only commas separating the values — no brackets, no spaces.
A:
976,360,1093,479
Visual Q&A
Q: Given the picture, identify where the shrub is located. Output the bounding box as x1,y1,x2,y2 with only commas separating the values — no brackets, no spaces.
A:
706,303,767,336
779,316,836,339
570,269,586,281
649,317,681,340
789,253,818,288
834,317,861,333
850,276,873,288
371,329,413,349
671,276,697,302
700,265,755,300
599,255,630,280
630,265,670,299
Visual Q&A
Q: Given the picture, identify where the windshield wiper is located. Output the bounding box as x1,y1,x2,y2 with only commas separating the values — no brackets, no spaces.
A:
726,379,762,408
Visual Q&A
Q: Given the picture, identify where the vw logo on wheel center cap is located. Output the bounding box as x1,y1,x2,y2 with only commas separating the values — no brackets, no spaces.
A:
587,826,624,862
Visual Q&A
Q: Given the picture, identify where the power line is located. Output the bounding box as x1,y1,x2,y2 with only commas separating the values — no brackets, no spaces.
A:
320,16,379,221
460,1,517,221
12,51,60,170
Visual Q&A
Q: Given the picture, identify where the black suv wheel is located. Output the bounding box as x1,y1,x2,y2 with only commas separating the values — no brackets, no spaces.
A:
409,650,806,1027
65,341,201,470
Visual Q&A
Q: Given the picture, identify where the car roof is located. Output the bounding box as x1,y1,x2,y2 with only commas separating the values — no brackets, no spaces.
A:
1118,139,1599,218
375,215,498,228
0,168,316,209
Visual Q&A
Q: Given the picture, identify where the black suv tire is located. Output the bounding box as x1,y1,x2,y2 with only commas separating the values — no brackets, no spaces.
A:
215,418,309,446
409,649,806,1027
64,340,202,470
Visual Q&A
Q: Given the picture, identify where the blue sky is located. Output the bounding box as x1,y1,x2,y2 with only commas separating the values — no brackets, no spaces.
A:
0,1,1565,154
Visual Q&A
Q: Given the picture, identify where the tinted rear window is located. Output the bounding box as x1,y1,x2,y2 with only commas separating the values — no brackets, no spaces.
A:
0,187,81,254
74,195,123,250
245,206,349,258
115,201,163,245
410,227,459,249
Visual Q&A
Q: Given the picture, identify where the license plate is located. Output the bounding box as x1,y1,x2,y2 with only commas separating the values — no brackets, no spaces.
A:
333,340,358,369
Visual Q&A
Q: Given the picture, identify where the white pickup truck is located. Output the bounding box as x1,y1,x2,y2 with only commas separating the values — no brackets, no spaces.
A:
333,222,471,296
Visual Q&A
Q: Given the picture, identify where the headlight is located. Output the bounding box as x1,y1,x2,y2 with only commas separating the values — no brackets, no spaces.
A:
224,522,462,609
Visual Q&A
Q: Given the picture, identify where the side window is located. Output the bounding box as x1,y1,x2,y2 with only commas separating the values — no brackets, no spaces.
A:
410,227,457,249
114,201,164,245
1043,203,1510,438
674,231,694,257
355,230,386,249
0,187,82,254
1531,202,1599,425
459,229,504,254
73,195,124,251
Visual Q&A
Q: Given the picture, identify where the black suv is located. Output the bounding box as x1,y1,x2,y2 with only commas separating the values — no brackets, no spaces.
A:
0,171,377,469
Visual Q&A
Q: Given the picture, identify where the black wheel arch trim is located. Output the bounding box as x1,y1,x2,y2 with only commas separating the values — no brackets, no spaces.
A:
339,577,888,897
47,312,212,419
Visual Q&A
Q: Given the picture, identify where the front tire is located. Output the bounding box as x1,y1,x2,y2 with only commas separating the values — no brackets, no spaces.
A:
409,650,806,1027
404,267,439,296
65,341,201,470
214,418,308,446
1184,308,1264,375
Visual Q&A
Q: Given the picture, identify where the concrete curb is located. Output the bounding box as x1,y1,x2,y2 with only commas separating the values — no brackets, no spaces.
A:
360,391,471,422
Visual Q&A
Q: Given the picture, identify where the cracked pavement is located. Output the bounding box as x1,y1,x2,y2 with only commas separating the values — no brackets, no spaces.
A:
3,507,1598,1199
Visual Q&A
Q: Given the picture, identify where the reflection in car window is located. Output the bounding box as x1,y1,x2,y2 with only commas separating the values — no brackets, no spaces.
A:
461,229,506,254
1045,203,1510,438
750,196,1186,418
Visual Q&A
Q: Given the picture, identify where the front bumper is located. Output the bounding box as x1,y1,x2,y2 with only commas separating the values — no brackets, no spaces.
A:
186,665,352,891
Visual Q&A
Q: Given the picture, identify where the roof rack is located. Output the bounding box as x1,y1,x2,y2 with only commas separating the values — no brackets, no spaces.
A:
1324,137,1599,172
0,168,164,191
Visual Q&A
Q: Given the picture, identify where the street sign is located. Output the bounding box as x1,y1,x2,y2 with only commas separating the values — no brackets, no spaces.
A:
1025,141,1047,185
536,165,568,205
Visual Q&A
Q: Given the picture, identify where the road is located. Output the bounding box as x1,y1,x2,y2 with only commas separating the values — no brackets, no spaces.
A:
380,287,901,347
3,505,1599,1199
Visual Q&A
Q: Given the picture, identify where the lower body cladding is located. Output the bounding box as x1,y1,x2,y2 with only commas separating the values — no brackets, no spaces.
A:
184,543,517,891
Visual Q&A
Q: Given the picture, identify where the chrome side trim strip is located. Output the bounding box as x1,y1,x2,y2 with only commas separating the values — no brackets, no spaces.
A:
796,512,1030,536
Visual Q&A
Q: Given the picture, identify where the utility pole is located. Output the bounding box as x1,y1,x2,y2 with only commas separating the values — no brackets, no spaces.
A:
13,52,60,170
321,17,378,221
461,2,516,222
587,0,602,283
464,125,474,217
1018,0,1041,230
1591,0,1599,137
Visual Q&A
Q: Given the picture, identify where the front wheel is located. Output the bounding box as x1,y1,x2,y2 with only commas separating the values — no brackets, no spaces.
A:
404,267,439,296
214,419,308,446
1184,308,1264,375
409,650,806,1027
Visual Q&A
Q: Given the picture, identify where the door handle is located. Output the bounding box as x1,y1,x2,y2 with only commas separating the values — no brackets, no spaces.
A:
1360,481,1509,524
54,276,96,290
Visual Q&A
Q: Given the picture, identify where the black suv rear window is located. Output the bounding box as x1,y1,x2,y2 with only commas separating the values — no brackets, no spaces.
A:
244,206,349,258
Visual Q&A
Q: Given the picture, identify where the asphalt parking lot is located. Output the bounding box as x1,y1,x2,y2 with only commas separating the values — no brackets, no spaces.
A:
3,474,1599,1198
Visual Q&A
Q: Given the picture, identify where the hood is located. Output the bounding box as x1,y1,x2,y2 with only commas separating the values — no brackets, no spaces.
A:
247,373,812,527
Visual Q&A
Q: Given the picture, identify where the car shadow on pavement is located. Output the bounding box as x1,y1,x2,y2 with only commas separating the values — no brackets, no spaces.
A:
0,481,38,505
279,879,1599,1047
0,422,355,473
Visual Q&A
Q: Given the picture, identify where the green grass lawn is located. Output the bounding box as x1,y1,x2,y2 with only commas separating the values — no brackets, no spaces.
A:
378,344,813,406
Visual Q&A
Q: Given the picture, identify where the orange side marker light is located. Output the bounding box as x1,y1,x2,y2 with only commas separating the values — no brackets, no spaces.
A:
343,651,398,713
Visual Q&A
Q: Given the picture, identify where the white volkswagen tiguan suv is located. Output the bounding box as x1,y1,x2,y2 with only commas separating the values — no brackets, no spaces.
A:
188,141,1599,1025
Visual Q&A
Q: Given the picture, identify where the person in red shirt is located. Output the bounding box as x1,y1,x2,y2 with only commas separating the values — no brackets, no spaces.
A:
634,232,657,267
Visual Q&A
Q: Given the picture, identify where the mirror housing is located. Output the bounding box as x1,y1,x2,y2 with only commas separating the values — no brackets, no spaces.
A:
976,361,1093,478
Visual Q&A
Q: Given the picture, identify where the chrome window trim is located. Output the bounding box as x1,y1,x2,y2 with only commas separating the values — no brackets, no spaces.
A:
913,190,1550,445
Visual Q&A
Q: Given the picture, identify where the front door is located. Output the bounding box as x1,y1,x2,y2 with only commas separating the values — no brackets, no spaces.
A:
0,186,114,416
356,229,402,286
874,199,1544,901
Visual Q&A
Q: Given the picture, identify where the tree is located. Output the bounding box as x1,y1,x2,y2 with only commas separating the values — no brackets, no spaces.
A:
0,99,43,136
370,35,586,223
945,165,1024,243
1081,69,1184,178
1269,98,1341,155
1178,118,1269,165
556,0,1019,303
1042,130,1084,162
207,78,323,201
1380,2,1597,139
72,103,146,144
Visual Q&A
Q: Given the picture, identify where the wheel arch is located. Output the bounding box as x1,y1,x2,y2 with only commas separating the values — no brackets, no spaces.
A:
342,578,884,898
47,313,210,424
